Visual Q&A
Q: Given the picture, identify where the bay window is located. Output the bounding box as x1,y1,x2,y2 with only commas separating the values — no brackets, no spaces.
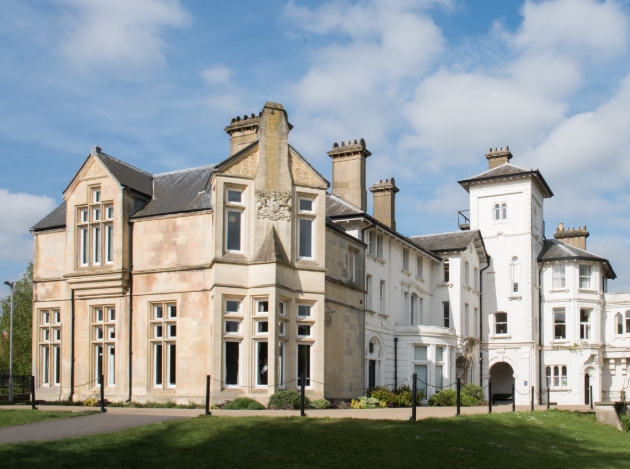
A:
553,265,566,289
579,265,592,289
580,308,591,340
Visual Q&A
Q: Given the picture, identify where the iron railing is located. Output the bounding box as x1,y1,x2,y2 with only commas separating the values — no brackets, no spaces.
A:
458,210,470,230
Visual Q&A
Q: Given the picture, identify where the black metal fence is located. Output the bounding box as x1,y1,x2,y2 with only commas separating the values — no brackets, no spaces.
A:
0,374,33,397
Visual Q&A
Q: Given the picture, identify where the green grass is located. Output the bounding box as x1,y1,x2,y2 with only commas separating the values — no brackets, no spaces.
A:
0,409,97,428
0,410,629,468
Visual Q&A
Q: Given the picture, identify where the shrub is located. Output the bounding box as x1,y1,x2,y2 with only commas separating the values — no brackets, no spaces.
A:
310,398,331,409
0,400,15,406
369,387,398,405
83,397,99,407
462,384,484,403
367,386,425,408
246,401,265,410
350,396,386,409
460,394,479,407
268,390,310,410
621,415,630,432
224,398,263,410
429,389,457,407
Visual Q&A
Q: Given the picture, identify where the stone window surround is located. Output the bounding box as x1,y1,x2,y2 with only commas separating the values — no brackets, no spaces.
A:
91,305,116,388
76,184,113,268
149,302,177,390
38,309,61,387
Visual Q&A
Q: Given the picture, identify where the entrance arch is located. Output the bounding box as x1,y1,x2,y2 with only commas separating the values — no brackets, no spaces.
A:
490,361,515,401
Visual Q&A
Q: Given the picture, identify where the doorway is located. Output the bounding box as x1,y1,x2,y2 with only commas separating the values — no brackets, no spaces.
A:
368,360,376,389
585,373,591,405
489,361,515,404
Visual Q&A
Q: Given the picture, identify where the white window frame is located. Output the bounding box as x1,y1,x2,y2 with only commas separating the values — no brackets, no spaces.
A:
225,209,243,253
615,312,623,335
376,234,383,259
366,275,372,310
226,188,244,205
553,265,566,289
417,256,423,278
412,345,428,397
278,342,286,388
579,265,592,289
510,257,520,293
402,249,409,272
298,217,314,260
92,305,116,387
580,308,591,340
443,301,450,328
105,224,113,264
464,261,469,286
379,280,386,314
495,312,508,335
554,308,566,340
150,302,176,389
443,261,450,283
297,303,312,318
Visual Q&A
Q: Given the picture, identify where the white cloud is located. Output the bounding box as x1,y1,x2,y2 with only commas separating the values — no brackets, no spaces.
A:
0,189,57,261
202,65,233,86
58,0,190,76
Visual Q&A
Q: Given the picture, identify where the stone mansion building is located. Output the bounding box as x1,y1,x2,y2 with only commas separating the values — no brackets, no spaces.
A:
30,102,630,406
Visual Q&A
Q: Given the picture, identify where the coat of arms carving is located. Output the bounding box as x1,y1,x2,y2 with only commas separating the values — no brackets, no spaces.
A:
255,190,291,221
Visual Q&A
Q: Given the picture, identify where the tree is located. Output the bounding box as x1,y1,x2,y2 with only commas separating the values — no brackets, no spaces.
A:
0,263,33,375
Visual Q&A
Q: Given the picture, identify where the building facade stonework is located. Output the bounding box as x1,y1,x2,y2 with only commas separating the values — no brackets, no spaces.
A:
30,104,630,406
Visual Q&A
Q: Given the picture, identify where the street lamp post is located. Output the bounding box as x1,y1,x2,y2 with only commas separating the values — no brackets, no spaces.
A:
4,281,14,402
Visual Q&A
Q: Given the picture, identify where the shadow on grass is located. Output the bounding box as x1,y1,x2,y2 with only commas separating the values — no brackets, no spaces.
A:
0,410,628,468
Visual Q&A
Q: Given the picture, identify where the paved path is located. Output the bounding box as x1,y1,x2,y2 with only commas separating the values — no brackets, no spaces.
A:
0,413,186,444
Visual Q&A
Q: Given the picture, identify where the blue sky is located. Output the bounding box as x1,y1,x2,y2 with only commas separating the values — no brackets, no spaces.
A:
2,0,630,295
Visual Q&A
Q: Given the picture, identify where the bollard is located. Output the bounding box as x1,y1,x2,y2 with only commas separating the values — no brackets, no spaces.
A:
530,386,534,412
300,365,306,417
511,384,515,413
410,373,417,421
590,385,593,410
100,374,106,413
547,387,550,410
205,375,211,416
456,378,461,416
31,375,37,410
488,381,492,414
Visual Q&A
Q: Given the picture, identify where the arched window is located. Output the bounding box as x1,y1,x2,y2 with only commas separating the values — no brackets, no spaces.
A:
494,204,500,221
616,313,624,334
495,312,508,335
502,203,508,220
510,257,520,293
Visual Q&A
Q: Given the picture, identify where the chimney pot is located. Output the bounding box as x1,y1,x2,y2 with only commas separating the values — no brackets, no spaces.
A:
369,177,400,230
328,137,371,211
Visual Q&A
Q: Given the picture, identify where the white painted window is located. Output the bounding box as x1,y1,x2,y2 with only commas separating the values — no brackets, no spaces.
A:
579,265,592,289
297,344,311,387
443,302,450,328
226,210,242,252
464,303,469,336
225,300,240,314
501,203,508,220
616,312,623,335
413,346,428,397
257,321,269,334
376,234,383,259
107,345,115,386
105,224,113,263
92,306,115,387
435,346,444,390
257,300,269,314
278,301,287,317
443,261,450,283
256,341,269,386
225,341,240,386
580,308,591,340
80,227,88,266
511,257,520,293
547,365,567,388
367,231,374,255
464,261,469,286
278,321,286,337
39,309,61,387
225,321,239,333
53,345,61,386
298,198,313,212
410,294,419,325
626,311,630,335
227,189,243,204
366,275,372,310
379,281,386,314
93,226,101,264
553,265,566,289
494,204,500,221
278,342,286,388
554,308,566,340
42,345,50,385
495,312,507,335
150,302,176,389
402,249,409,271
474,267,478,290
298,218,313,259
297,324,311,337
93,188,101,203
417,256,423,278
105,205,113,220
297,304,312,317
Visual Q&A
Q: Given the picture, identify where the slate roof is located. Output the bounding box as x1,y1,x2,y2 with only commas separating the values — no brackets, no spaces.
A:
31,202,67,232
409,230,482,253
133,165,215,219
458,163,554,198
326,194,363,217
538,239,616,279
97,152,154,197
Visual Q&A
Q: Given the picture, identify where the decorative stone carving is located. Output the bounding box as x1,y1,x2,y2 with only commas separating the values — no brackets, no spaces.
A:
289,152,325,188
84,162,106,178
256,189,291,221
225,152,258,177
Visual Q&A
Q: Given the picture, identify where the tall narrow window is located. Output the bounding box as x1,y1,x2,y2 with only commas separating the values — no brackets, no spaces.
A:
92,306,116,386
225,342,239,386
443,302,450,328
494,204,500,221
417,256,423,278
39,309,61,387
546,366,552,387
368,231,374,255
226,210,242,252
366,275,372,310
380,281,385,313
580,309,591,340
402,249,409,271
53,345,61,386
553,366,560,387
626,311,630,335
464,303,469,336
107,345,115,386
413,346,428,397
474,267,479,290
298,218,313,258
297,344,311,386
495,312,507,335
554,308,566,340
376,234,383,259
464,261,470,286
474,307,478,337
501,203,508,220
443,261,450,283
278,342,285,387
410,294,417,325
80,228,88,266
511,257,520,293
150,302,176,389
403,292,409,323
349,248,358,282
42,345,50,385
105,224,113,263
435,347,444,390
616,313,624,334
77,185,112,268
93,226,101,264
579,265,592,289
553,265,566,289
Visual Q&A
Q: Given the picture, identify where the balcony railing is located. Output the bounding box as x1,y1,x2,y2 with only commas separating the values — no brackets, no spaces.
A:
458,210,470,231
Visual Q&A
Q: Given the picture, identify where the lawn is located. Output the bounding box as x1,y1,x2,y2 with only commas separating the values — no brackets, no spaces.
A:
0,410,629,468
0,409,97,429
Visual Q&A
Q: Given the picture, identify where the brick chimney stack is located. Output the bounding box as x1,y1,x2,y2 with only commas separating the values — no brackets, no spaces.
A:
224,113,262,156
486,146,513,169
554,223,589,251
369,178,399,230
328,139,371,211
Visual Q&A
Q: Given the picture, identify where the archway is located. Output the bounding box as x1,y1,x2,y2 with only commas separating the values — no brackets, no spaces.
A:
366,337,382,389
490,361,515,404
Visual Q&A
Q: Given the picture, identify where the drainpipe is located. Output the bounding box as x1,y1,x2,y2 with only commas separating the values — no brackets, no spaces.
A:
69,289,75,402
360,222,375,243
538,262,543,404
479,255,491,387
394,338,398,392
127,218,134,402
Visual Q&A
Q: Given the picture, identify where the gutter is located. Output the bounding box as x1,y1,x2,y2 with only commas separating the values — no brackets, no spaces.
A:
538,262,543,405
69,289,75,401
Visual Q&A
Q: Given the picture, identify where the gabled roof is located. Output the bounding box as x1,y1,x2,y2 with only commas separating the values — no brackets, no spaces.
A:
409,230,487,260
538,239,616,279
458,163,554,198
214,140,259,172
132,165,215,219
326,194,442,262
288,145,330,189
31,202,67,232
97,152,154,197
